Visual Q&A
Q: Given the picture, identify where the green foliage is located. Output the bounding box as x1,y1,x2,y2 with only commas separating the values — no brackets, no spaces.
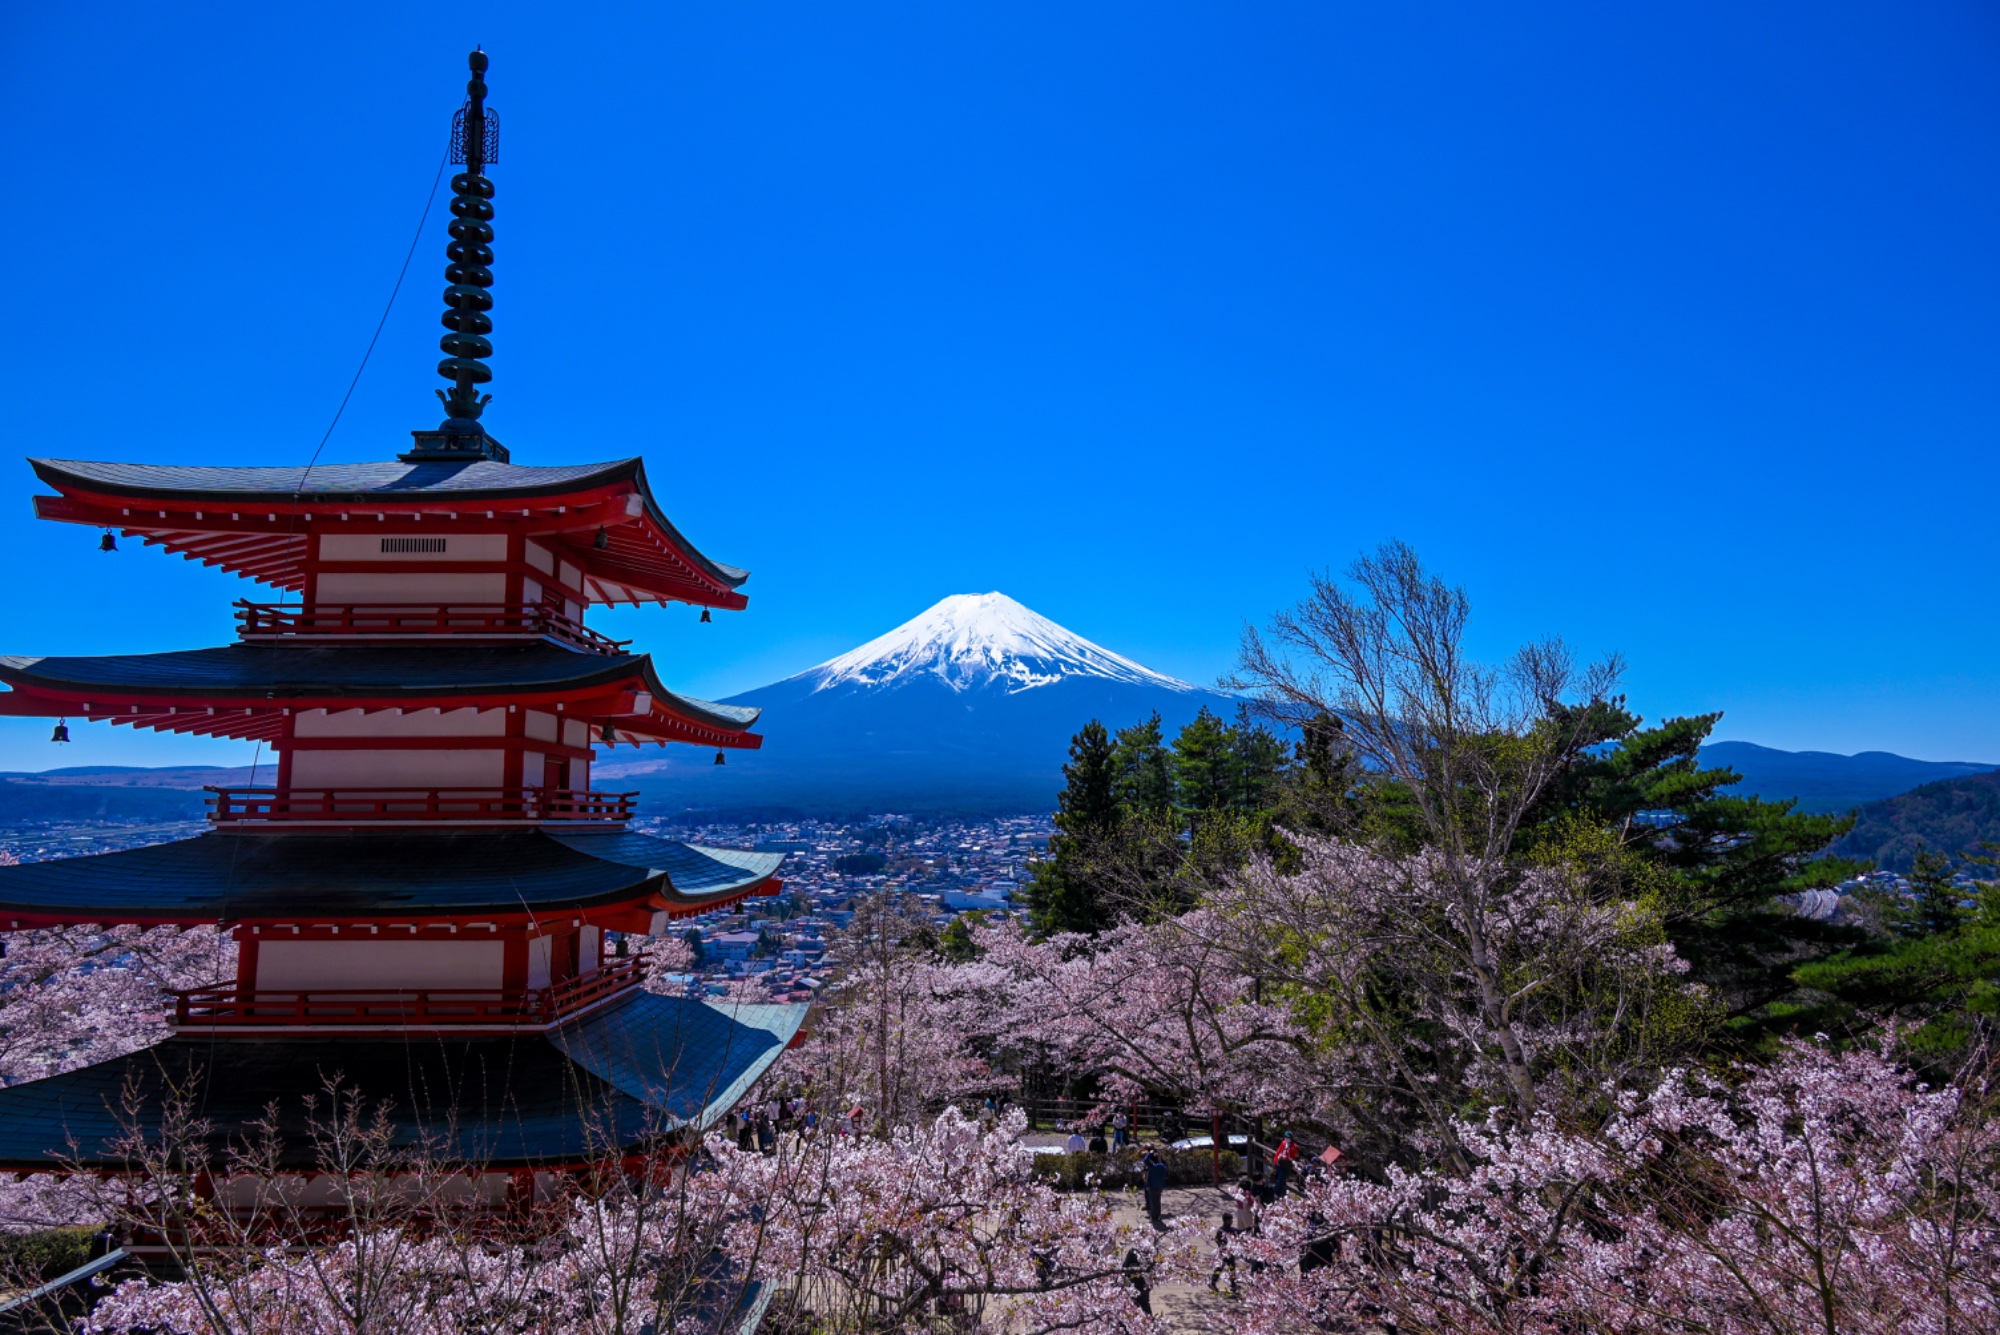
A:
833,853,889,876
1794,859,1999,1074
939,911,986,963
680,928,705,967
1112,713,1176,818
1022,721,1122,936
1173,707,1238,817
1029,709,1303,934
1520,707,1869,1045
0,1226,100,1283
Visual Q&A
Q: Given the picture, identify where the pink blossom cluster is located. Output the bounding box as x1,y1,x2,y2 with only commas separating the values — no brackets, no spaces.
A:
1235,1041,1999,1334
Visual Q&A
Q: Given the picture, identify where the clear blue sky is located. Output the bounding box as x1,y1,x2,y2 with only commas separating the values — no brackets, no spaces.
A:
1,2,1995,771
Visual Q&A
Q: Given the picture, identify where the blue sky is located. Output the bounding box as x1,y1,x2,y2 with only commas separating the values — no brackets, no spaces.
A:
1,2,1996,770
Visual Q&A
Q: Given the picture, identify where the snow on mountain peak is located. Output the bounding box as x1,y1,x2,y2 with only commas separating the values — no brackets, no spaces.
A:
801,592,1196,695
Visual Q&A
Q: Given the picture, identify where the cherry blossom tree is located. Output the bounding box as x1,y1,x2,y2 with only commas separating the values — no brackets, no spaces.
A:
781,894,1013,1133
737,1105,1192,1333
1230,541,1626,1120
975,914,1314,1126
0,920,235,1089
1207,833,1710,1162
1233,1041,1999,1335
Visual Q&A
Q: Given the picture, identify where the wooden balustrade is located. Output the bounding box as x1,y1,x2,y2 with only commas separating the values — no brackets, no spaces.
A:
235,601,630,654
206,786,638,824
168,957,646,1030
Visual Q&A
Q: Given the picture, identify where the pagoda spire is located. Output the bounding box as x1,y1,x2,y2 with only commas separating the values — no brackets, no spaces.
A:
405,47,509,463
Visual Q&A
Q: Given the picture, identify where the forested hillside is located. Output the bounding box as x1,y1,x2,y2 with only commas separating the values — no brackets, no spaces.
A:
1833,769,2000,870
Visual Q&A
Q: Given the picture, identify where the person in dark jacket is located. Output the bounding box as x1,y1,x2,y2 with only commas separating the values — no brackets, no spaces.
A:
1141,1148,1169,1225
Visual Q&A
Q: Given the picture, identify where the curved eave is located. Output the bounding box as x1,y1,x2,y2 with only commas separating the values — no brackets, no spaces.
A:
28,457,751,610
0,831,785,929
0,648,761,750
0,996,807,1169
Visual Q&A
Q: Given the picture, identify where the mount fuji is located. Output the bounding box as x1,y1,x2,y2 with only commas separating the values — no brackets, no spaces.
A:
602,593,1240,816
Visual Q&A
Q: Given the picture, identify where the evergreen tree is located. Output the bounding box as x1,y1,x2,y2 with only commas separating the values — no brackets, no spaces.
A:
1520,707,1867,1046
1111,713,1175,818
1795,894,1999,1072
1228,707,1289,815
1903,848,1970,938
1172,707,1238,821
1022,720,1121,936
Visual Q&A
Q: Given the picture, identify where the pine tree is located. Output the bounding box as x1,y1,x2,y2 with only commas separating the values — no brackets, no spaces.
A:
1905,848,1969,938
1521,707,1866,1045
1172,707,1238,822
1111,713,1175,818
1022,720,1121,936
1228,707,1289,815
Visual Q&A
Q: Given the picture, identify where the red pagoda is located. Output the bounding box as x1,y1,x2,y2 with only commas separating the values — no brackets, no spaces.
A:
0,51,803,1174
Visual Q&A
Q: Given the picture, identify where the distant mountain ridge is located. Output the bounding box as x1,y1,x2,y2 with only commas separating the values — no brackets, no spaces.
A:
1828,771,2000,871
1698,741,1996,814
603,593,1235,817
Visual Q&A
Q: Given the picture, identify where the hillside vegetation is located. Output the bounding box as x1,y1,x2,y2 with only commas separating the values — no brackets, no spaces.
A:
1833,769,2000,870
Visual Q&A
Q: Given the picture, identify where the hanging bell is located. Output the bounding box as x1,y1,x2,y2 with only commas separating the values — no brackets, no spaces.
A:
601,721,617,744
98,531,117,553
713,750,726,766
50,718,70,744
699,607,712,623
593,526,609,550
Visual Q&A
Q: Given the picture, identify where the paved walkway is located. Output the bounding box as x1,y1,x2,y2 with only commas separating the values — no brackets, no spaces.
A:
1103,1184,1253,1331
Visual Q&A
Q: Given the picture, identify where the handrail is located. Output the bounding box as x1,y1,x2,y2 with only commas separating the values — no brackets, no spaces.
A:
234,600,631,655
168,957,646,1029
205,785,639,824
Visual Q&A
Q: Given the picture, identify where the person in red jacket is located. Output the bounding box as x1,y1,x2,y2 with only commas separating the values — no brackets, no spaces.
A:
1273,1130,1302,1198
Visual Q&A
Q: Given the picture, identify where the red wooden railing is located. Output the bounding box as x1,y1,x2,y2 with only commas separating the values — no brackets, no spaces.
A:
168,957,646,1030
235,601,631,655
205,786,638,824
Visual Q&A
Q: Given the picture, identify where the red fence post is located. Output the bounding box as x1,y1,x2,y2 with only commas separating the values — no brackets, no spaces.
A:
1212,1112,1222,1187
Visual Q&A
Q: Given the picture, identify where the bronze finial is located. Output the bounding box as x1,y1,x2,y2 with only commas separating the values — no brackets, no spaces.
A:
437,48,498,431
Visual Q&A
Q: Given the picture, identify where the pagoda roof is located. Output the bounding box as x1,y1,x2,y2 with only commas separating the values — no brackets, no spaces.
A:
0,994,805,1169
0,643,760,748
29,456,749,609
0,828,783,928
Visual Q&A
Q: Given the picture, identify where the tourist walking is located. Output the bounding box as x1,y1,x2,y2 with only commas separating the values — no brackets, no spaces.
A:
1208,1214,1239,1295
1112,1109,1130,1150
1141,1147,1168,1225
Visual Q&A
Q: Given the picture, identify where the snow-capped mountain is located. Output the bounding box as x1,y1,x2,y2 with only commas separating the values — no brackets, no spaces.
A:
602,593,1236,816
795,593,1195,695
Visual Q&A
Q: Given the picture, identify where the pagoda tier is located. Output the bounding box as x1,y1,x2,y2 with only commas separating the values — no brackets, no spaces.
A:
0,993,805,1170
0,830,784,1036
29,456,750,610
0,643,759,820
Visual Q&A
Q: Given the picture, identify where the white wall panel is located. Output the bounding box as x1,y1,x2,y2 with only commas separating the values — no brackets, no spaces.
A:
256,939,504,991
295,707,504,738
288,748,507,789
314,572,509,604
